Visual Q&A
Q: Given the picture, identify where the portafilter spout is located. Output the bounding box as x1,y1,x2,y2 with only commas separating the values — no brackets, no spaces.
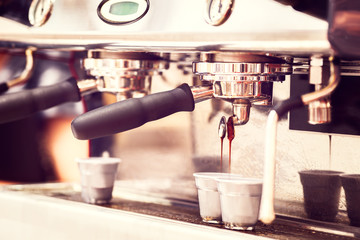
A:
232,99,251,125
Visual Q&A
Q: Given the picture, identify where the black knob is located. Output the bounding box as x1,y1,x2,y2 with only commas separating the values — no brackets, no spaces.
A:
0,77,81,124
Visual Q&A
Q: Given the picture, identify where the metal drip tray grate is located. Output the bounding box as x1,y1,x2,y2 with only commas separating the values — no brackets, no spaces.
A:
1,182,360,240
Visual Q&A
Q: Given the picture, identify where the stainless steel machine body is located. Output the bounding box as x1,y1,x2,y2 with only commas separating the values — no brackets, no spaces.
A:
0,0,360,239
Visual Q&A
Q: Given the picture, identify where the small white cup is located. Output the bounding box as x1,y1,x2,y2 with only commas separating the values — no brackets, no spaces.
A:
76,157,121,204
193,172,233,223
216,176,263,230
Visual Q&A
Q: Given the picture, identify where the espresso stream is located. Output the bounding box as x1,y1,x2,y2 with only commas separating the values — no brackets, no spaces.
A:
226,116,235,173
219,116,235,173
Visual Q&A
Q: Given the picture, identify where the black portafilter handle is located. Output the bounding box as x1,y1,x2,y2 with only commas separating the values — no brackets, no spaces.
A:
71,83,195,140
0,77,81,124
0,82,9,94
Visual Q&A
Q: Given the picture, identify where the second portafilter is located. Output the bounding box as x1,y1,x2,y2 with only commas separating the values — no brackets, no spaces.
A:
0,51,168,124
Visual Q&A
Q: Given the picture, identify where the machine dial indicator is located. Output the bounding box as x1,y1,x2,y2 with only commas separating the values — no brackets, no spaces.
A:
205,0,234,26
97,0,149,25
28,0,55,27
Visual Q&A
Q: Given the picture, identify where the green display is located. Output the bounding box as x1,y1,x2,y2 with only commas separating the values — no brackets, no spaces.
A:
110,1,139,15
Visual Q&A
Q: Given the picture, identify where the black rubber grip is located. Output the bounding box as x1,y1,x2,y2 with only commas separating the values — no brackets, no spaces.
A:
71,83,195,140
274,0,328,20
0,0,33,26
0,77,81,124
0,82,9,94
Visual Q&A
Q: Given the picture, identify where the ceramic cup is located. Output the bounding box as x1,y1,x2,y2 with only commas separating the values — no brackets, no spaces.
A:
340,174,360,227
216,176,263,231
76,157,121,204
299,170,343,221
193,172,231,223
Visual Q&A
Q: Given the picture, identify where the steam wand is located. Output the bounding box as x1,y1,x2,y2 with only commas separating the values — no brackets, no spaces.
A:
259,57,341,224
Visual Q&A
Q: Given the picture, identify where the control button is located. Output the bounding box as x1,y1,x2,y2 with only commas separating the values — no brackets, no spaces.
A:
204,0,234,26
97,0,149,25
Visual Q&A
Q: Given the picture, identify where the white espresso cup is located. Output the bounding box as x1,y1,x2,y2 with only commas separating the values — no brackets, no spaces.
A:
76,157,121,204
216,176,263,230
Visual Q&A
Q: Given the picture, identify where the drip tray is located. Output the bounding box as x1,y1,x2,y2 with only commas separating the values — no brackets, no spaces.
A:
0,182,359,240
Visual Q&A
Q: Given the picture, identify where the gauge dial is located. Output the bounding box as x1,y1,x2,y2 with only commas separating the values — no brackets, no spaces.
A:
97,0,149,25
205,0,234,26
28,0,54,27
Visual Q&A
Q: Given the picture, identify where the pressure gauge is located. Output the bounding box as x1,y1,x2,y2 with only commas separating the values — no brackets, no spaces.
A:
28,0,55,27
205,0,234,26
97,0,149,25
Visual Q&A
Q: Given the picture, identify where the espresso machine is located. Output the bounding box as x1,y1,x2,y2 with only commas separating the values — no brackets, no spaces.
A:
0,0,360,239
